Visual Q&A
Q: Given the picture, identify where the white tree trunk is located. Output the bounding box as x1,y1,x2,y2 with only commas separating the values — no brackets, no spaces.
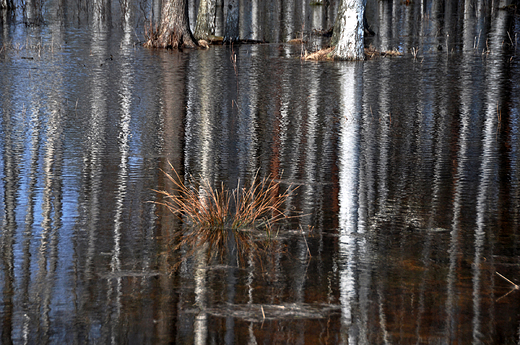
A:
194,0,216,40
333,0,365,60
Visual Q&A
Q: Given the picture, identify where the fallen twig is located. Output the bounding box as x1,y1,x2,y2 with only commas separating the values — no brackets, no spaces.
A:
496,271,519,289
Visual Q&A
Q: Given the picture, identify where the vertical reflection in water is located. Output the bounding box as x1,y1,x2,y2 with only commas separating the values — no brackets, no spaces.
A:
405,63,426,341
301,64,319,237
376,60,390,223
76,22,109,340
184,50,213,345
246,252,255,344
238,46,257,179
361,50,389,345
287,62,318,344
178,56,197,341
338,62,363,344
185,50,217,179
445,4,479,340
192,96,211,345
445,106,467,338
46,14,68,299
377,286,390,344
505,54,520,345
266,50,286,311
279,62,300,181
107,19,134,342
359,57,391,341
193,248,207,345
444,82,464,341
472,7,507,343
472,100,491,343
20,102,42,344
34,89,65,344
0,77,21,345
157,50,189,344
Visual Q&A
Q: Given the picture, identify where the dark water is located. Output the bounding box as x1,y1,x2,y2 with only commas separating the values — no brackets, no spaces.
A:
1,0,520,343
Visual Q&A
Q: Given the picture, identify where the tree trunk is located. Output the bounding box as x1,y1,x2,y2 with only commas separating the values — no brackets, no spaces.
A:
223,0,239,43
0,0,14,10
145,0,198,49
194,0,216,40
332,0,365,60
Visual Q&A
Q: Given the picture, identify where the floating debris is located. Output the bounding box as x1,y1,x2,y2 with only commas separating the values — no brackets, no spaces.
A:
205,303,341,322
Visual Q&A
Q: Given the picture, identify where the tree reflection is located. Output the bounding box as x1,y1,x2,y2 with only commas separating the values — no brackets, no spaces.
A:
0,0,520,343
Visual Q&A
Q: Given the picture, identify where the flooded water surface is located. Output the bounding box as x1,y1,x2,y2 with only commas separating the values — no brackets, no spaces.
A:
1,0,520,343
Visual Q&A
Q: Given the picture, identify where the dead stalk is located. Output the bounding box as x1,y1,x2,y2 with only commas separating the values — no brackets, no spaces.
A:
411,47,418,59
496,271,519,289
495,272,519,302
300,225,312,258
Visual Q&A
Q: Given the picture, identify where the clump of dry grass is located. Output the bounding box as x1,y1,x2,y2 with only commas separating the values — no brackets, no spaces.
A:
302,44,404,61
143,22,159,48
155,163,295,266
365,45,403,59
364,45,380,59
382,48,403,57
302,47,335,61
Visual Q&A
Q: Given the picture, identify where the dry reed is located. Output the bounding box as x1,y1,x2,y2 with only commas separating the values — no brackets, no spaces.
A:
302,45,403,61
302,47,334,61
155,163,295,266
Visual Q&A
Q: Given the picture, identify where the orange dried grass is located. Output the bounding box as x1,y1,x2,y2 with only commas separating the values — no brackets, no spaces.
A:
155,163,295,266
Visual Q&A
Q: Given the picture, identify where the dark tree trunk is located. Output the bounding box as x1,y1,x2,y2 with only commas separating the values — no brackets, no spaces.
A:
0,0,13,10
223,0,239,43
145,0,198,49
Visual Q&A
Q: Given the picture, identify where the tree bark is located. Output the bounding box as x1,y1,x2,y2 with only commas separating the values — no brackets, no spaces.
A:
223,0,239,43
144,0,198,49
332,0,365,60
0,0,14,10
194,0,216,40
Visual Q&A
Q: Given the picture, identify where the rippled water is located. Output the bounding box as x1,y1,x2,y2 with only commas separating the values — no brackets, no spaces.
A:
1,0,520,343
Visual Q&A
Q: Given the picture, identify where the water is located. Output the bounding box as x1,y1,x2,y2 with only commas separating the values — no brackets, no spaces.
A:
1,0,520,343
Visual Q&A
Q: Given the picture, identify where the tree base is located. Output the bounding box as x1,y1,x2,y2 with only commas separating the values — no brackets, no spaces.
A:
144,25,198,49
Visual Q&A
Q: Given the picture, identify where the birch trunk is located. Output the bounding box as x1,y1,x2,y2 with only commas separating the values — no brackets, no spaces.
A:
194,0,216,40
332,0,365,60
